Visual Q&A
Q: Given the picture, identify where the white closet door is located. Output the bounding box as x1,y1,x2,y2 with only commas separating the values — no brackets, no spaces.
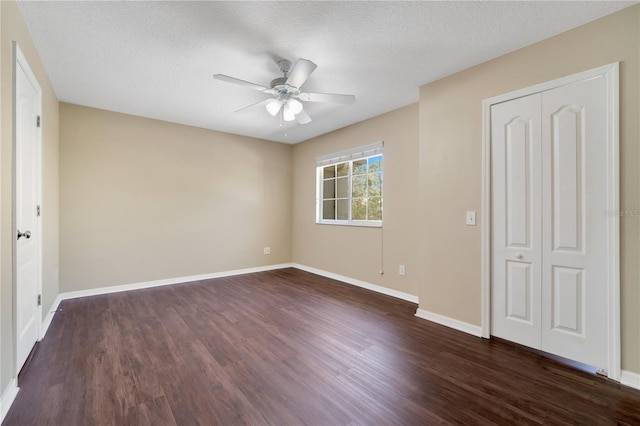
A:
490,94,542,349
540,76,608,369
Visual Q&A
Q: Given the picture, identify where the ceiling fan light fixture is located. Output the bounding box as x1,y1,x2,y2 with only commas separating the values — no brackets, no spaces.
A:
287,98,303,115
266,98,282,116
283,103,296,121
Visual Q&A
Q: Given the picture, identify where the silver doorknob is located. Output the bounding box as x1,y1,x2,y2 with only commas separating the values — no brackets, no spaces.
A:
516,253,524,259
17,230,31,240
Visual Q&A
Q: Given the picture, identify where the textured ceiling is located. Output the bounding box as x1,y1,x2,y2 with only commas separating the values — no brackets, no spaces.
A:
18,1,634,144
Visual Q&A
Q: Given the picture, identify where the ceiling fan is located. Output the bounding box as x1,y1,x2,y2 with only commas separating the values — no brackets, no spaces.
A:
213,58,356,124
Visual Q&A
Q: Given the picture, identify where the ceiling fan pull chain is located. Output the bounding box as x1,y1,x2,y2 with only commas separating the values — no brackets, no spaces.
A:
281,108,288,137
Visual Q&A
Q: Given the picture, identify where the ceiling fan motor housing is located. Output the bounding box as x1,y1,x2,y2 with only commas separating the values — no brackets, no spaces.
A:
270,77,288,90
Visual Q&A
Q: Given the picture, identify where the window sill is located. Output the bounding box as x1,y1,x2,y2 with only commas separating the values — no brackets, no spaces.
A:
316,220,382,228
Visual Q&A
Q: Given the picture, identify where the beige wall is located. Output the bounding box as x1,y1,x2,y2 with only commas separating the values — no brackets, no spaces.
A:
418,6,639,373
292,104,419,297
1,0,59,395
59,104,292,292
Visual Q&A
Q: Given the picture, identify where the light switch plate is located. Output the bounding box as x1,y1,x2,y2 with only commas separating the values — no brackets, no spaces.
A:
466,211,476,226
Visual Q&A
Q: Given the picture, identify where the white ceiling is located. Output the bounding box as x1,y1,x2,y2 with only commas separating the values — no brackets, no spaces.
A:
18,1,634,144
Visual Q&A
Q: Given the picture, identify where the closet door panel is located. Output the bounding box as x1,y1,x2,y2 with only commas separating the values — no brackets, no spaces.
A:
541,76,608,369
490,94,542,349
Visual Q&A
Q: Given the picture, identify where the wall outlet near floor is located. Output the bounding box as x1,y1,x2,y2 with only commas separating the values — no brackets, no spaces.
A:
399,265,406,276
263,247,271,255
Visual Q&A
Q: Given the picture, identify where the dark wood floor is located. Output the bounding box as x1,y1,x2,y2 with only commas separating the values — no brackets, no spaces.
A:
3,268,640,425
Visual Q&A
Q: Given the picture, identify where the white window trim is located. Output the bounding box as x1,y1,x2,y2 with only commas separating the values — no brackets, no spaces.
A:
315,142,383,227
316,142,383,167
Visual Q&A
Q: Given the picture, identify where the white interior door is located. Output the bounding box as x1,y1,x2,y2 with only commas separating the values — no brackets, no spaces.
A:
490,94,542,349
15,45,42,372
491,75,610,370
540,76,608,368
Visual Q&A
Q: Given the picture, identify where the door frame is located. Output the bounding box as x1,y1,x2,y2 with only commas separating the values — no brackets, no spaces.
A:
12,41,43,373
480,62,620,380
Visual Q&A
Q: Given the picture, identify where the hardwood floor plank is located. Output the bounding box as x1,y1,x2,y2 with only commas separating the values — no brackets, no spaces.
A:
125,396,177,426
3,268,639,425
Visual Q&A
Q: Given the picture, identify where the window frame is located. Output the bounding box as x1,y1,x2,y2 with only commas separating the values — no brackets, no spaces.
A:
316,149,383,228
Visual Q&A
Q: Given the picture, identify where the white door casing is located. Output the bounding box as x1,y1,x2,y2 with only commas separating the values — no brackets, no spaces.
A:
482,63,619,380
14,42,43,373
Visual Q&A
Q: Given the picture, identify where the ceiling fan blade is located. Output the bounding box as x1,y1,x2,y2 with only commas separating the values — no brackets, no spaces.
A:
296,92,356,104
285,59,317,89
213,74,271,92
234,99,271,114
296,109,312,124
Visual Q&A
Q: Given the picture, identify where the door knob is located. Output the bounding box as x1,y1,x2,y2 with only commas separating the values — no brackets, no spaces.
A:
17,230,31,240
516,253,524,259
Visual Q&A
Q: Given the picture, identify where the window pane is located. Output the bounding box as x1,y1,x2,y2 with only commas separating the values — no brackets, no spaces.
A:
368,172,382,197
323,165,336,179
337,162,349,177
368,155,382,173
323,179,335,198
337,199,349,220
337,177,349,198
368,197,382,220
352,175,366,198
322,200,335,220
352,197,366,220
353,159,367,175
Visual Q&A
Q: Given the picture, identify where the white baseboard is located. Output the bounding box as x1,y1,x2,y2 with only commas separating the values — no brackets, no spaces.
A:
415,308,483,337
58,263,294,301
1,379,19,423
291,263,419,304
41,294,62,340
620,370,640,390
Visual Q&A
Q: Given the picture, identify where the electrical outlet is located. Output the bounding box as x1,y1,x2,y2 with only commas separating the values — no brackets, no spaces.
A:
399,265,406,276
263,247,271,255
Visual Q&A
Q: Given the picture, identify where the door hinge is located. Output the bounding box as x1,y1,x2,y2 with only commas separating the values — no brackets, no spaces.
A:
36,115,41,128
37,294,42,306
37,205,41,217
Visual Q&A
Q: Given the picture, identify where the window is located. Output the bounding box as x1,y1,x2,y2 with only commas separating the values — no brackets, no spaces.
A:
316,142,383,226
